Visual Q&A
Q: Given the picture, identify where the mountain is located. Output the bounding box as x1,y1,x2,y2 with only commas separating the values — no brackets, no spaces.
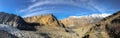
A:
60,12,120,38
97,11,120,38
24,14,63,27
61,14,110,28
82,11,120,38
0,12,64,31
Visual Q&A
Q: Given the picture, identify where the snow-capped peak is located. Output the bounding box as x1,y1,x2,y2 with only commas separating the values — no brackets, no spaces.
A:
69,13,111,18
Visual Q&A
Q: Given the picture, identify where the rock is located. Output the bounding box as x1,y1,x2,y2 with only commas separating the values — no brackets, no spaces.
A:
0,30,18,38
24,14,63,27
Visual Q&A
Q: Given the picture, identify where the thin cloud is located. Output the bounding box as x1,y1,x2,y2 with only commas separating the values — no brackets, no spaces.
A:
19,0,107,17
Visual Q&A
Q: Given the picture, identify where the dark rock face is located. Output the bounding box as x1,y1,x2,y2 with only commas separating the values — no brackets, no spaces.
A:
0,30,17,38
0,12,37,31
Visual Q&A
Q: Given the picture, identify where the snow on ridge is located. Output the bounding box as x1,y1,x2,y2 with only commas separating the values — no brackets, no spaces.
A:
69,13,111,18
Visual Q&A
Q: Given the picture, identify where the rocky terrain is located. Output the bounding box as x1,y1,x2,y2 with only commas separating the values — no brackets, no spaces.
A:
0,11,120,38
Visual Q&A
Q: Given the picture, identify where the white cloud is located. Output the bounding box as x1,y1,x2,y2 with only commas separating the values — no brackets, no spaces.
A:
19,0,107,17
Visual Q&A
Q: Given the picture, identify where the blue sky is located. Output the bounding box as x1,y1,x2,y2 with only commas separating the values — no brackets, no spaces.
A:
0,0,120,19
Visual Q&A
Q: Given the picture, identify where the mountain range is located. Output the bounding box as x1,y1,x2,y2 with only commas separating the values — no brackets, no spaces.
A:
0,11,120,38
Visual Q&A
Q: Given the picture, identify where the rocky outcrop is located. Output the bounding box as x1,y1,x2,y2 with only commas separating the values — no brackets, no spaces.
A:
24,14,63,27
0,30,18,38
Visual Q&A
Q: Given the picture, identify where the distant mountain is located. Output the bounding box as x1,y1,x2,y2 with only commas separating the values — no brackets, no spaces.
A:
61,14,111,28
